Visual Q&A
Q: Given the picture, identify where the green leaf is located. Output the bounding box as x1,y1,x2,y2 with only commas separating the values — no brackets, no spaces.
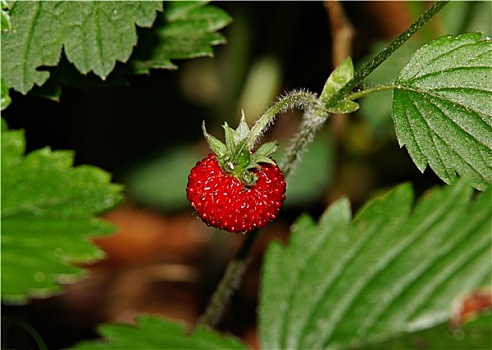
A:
1,77,11,110
361,312,492,350
223,122,237,151
71,315,248,350
1,0,12,31
321,57,354,100
392,33,492,190
259,178,491,349
130,1,232,72
320,57,356,111
1,1,162,94
1,121,124,303
327,100,360,114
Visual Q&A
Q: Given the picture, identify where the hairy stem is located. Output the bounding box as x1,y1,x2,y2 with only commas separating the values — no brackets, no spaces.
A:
280,102,329,178
194,0,449,332
247,90,321,149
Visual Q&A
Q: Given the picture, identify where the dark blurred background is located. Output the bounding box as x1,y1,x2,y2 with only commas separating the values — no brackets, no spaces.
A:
3,1,490,349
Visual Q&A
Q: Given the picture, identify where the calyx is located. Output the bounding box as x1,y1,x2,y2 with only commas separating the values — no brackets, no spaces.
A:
202,111,278,186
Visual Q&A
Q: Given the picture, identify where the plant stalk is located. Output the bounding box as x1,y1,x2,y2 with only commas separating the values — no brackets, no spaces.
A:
247,90,321,149
194,230,258,330
345,84,398,101
194,0,449,332
324,0,449,109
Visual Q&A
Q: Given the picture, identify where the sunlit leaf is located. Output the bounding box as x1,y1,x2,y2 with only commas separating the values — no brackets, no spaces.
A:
260,178,491,349
1,1,162,94
392,33,492,190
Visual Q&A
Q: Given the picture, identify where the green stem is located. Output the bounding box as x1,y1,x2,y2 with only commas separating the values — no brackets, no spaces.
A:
2,317,48,350
194,0,449,332
324,0,449,109
194,230,259,330
345,84,398,101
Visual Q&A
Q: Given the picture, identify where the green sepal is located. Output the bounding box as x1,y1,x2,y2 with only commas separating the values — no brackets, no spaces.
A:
201,111,281,186
202,121,227,157
248,156,275,168
242,170,258,186
235,110,251,141
237,147,251,167
255,141,279,159
320,57,354,105
326,100,359,114
223,122,235,151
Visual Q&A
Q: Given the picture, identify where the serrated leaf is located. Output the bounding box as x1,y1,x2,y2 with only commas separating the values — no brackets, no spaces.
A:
392,33,492,190
1,1,162,94
1,122,124,303
260,178,491,349
130,1,232,72
71,315,248,350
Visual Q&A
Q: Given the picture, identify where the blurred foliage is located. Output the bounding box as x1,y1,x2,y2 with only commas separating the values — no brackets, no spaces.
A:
1,119,123,303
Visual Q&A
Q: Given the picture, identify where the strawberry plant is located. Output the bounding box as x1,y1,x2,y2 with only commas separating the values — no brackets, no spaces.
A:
186,117,287,233
2,1,491,349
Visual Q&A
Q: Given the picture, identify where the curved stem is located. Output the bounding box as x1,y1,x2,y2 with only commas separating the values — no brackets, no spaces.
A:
247,90,321,149
345,84,398,101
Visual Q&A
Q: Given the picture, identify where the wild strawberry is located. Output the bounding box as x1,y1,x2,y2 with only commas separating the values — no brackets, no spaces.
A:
186,113,286,233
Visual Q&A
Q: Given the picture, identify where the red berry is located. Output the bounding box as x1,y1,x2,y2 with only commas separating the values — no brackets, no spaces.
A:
186,154,286,233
